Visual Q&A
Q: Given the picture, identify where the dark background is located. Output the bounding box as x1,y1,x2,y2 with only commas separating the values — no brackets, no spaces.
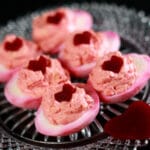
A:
0,0,150,25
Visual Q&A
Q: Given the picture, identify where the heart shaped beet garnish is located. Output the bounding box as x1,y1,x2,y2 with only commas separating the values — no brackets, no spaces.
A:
104,101,150,139
47,12,64,24
4,37,23,51
55,83,76,102
102,55,123,73
73,31,92,46
27,56,51,74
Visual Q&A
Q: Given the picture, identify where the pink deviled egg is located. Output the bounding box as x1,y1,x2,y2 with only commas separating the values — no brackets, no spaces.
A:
59,30,120,78
35,82,99,136
4,55,69,109
88,51,150,103
0,34,39,82
32,7,93,54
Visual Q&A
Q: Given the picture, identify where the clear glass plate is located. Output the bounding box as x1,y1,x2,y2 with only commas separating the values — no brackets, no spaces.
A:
0,2,150,149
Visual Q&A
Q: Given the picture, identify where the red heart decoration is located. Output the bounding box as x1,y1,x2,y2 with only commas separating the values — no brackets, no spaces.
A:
55,83,76,102
73,31,92,46
47,12,64,24
4,37,23,51
102,55,123,73
27,56,51,74
104,101,150,140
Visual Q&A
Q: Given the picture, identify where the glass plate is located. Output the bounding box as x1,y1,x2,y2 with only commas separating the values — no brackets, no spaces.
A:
0,2,150,149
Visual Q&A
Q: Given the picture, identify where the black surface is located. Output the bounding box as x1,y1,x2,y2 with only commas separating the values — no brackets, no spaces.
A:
0,0,150,25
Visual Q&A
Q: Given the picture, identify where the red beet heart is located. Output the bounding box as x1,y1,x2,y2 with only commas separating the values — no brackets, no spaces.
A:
47,12,64,24
4,37,23,51
73,31,92,45
27,56,51,74
102,55,123,73
55,83,76,102
104,101,150,140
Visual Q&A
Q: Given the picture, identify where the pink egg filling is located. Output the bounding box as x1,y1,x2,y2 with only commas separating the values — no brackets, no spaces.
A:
59,30,101,77
32,7,93,54
4,55,69,109
60,30,100,67
0,34,39,82
88,51,137,99
35,83,99,136
44,58,70,85
101,53,150,103
42,83,95,125
59,30,120,77
88,52,150,103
